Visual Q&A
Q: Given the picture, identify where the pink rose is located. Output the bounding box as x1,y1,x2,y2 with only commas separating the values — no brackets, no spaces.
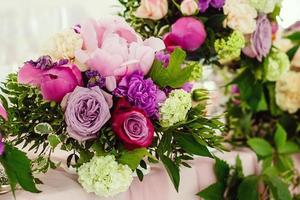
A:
18,61,83,103
75,18,165,81
0,103,8,121
112,98,154,150
135,0,168,20
163,17,207,52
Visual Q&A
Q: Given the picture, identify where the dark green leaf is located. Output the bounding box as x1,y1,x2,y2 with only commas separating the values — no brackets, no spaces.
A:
149,48,194,88
214,157,230,183
286,31,300,42
274,124,287,151
237,176,259,200
287,45,300,60
264,175,292,200
0,145,39,193
174,133,212,158
160,155,180,192
197,182,225,200
247,138,273,158
136,169,144,182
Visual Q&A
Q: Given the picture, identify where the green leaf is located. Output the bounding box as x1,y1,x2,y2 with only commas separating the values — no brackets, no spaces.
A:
0,145,40,193
160,155,180,192
247,138,273,158
286,31,300,42
279,141,300,154
197,182,225,200
214,157,230,183
34,123,53,135
237,176,259,200
264,175,292,200
118,148,155,170
47,134,60,149
174,133,212,158
149,48,194,88
287,45,300,60
274,124,287,151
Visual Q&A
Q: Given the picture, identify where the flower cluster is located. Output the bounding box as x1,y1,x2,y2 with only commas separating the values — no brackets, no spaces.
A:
0,17,223,198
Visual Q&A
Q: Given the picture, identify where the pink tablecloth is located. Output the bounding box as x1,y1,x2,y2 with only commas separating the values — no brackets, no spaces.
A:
2,149,258,200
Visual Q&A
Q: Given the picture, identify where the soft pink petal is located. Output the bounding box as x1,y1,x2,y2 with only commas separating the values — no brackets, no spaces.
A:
144,37,166,52
0,103,8,121
88,49,124,77
75,50,90,64
105,76,117,92
81,19,98,51
17,64,43,86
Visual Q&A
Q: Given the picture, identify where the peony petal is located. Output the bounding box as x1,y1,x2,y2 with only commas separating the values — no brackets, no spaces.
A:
17,63,44,86
0,103,8,121
144,37,166,52
105,76,117,92
80,19,98,51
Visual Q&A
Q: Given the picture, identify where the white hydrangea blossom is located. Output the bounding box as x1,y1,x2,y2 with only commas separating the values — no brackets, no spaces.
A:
276,71,300,114
250,0,281,14
159,89,192,127
78,155,133,198
223,0,258,34
42,29,83,61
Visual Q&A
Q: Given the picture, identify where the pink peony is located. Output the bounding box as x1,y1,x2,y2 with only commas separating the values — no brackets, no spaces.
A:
75,18,165,80
0,103,8,121
135,0,168,20
18,62,83,102
163,17,207,52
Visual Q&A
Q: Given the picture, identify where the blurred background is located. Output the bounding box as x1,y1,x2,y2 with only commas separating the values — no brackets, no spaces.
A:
0,0,299,81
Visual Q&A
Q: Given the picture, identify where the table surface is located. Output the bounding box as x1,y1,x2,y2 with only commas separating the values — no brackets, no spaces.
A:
2,149,258,200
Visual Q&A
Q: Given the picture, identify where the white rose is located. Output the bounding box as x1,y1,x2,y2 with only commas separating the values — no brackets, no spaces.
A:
276,71,300,114
223,0,258,34
180,0,198,16
135,0,168,20
42,29,83,61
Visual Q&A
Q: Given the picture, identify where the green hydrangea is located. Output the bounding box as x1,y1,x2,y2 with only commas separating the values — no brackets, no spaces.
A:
263,48,290,81
250,0,281,13
159,89,192,127
214,31,245,64
78,155,133,197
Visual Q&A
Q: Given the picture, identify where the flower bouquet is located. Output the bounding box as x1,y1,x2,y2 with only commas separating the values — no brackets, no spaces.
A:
120,0,300,199
0,17,224,198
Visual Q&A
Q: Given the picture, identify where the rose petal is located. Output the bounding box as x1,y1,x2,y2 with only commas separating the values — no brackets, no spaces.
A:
18,63,44,86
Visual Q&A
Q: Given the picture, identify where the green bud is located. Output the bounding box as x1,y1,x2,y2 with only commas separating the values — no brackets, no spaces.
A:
192,89,209,102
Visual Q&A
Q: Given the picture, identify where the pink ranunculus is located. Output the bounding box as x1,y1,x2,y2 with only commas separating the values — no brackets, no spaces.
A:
163,17,207,52
112,98,154,150
18,63,83,102
135,0,168,20
75,18,165,80
0,103,8,121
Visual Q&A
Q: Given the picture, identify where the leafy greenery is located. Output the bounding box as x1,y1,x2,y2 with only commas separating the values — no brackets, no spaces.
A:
149,48,197,88
0,144,39,195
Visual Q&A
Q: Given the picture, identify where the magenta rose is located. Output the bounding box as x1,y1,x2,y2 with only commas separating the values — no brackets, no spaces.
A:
63,86,112,142
163,17,207,52
18,57,83,102
112,98,154,150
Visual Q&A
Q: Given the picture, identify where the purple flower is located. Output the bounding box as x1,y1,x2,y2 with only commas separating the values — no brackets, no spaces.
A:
182,82,193,93
85,70,106,88
198,0,225,12
73,24,81,34
243,15,272,62
0,134,4,156
114,71,166,118
155,51,170,67
64,86,112,141
25,56,69,70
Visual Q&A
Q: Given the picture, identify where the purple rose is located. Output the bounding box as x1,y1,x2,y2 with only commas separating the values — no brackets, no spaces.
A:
0,134,4,156
198,0,225,12
114,71,166,118
63,86,112,141
243,15,272,62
